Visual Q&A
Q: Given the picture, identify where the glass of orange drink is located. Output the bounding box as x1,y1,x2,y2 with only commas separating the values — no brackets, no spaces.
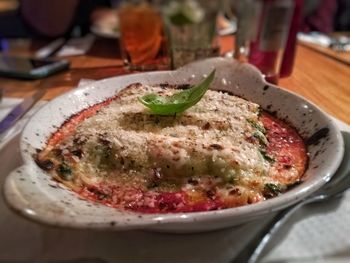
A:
118,1,169,70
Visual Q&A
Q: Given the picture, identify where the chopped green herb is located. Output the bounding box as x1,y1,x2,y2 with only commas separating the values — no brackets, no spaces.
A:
224,169,237,184
103,147,111,158
138,70,215,115
57,163,72,180
163,0,205,26
253,131,268,146
264,183,282,198
246,119,266,133
259,149,275,163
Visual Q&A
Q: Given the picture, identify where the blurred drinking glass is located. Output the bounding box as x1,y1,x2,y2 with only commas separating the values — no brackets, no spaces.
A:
162,0,222,69
118,0,169,70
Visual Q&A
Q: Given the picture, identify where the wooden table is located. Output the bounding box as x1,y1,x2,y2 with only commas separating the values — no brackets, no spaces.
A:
1,36,350,124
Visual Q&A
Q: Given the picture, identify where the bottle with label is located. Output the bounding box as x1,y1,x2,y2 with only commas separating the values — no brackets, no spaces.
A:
247,0,294,84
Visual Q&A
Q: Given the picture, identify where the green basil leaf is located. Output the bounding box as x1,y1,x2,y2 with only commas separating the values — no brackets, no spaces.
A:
138,70,215,115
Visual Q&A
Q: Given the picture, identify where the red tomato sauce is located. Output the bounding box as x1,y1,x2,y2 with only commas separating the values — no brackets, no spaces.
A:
260,113,308,184
79,184,224,213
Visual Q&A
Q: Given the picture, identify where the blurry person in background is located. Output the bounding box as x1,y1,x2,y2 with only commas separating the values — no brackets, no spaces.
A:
21,0,80,38
301,0,337,33
335,0,350,31
2,0,348,39
301,0,350,33
0,0,116,39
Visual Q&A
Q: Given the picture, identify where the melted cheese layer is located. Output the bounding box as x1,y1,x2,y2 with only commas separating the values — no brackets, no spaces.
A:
36,83,307,213
74,85,267,182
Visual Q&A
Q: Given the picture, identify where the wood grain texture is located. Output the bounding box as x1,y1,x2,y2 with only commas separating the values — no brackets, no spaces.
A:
1,37,349,124
299,41,350,65
279,45,350,124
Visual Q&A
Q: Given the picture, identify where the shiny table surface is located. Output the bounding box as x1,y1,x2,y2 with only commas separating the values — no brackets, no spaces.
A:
1,36,350,124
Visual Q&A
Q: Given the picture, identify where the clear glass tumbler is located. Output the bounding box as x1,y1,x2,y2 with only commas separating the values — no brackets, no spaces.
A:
162,0,222,69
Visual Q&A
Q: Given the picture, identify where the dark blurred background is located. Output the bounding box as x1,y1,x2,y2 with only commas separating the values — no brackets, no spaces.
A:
0,0,118,39
0,0,349,39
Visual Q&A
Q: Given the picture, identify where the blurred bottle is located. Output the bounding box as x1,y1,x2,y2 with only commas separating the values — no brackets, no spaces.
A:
234,0,262,63
249,0,294,84
280,0,304,78
235,0,295,84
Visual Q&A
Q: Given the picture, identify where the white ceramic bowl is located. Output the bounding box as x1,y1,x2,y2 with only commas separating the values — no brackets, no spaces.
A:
3,58,344,233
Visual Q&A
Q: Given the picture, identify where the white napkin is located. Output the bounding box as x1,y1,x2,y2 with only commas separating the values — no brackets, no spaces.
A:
0,92,349,263
0,98,47,146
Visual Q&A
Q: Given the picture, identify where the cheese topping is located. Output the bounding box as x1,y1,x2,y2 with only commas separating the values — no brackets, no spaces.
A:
36,83,307,213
